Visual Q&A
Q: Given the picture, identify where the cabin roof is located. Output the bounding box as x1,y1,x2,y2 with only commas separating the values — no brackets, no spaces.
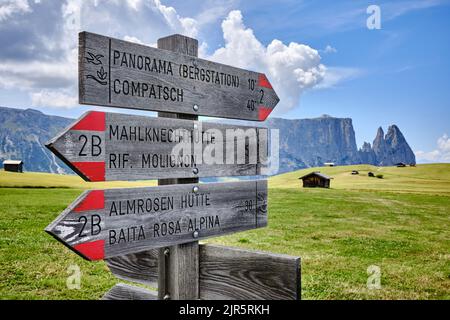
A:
3,160,23,165
298,171,331,180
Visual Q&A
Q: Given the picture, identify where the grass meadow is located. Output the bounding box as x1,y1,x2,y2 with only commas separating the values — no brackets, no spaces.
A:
0,164,449,299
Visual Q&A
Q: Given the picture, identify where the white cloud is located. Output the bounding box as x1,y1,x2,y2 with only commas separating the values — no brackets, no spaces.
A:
415,134,450,163
153,0,198,37
0,0,208,109
123,35,144,45
208,10,326,114
31,89,78,109
438,134,450,152
0,60,75,89
323,45,337,54
0,0,31,21
1,3,351,114
384,0,448,20
316,67,363,89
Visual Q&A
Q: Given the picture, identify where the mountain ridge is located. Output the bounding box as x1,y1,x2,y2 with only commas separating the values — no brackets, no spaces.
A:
0,107,415,175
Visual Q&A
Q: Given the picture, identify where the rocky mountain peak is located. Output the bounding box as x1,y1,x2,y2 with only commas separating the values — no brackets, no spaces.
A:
0,107,416,174
373,127,384,144
384,124,415,165
372,126,388,161
361,142,372,152
365,124,415,166
386,125,405,146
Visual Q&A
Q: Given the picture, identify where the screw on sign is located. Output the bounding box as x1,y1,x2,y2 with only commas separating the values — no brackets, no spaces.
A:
79,32,280,121
45,181,267,260
46,111,269,182
44,32,301,301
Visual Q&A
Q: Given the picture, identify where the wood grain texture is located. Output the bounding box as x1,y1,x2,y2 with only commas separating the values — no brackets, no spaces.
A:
160,242,199,300
103,244,301,300
102,283,157,300
79,32,279,121
199,245,301,300
45,180,267,260
105,249,158,286
46,111,267,181
156,34,199,301
157,34,198,57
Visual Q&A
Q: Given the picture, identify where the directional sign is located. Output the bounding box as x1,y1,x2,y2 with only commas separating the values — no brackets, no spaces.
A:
45,180,267,260
104,244,300,300
79,32,279,121
46,111,268,182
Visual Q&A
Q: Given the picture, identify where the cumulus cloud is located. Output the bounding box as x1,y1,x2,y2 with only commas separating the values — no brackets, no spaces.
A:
415,134,450,163
208,10,326,114
0,0,31,21
123,35,145,45
31,89,78,109
0,0,211,109
0,3,337,112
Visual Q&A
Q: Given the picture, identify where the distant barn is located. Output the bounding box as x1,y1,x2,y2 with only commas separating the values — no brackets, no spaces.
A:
323,162,335,167
3,160,23,173
299,172,331,188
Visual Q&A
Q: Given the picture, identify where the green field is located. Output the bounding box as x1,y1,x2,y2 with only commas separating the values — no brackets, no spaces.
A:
0,170,156,189
0,165,449,299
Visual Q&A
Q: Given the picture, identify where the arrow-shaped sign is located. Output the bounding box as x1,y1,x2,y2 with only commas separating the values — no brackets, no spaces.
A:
45,181,267,260
79,32,279,121
46,111,268,182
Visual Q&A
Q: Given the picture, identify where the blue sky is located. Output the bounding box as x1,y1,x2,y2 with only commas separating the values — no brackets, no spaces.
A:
0,0,449,161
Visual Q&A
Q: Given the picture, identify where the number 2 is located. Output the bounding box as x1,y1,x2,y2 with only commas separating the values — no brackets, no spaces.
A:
78,135,88,156
259,89,264,104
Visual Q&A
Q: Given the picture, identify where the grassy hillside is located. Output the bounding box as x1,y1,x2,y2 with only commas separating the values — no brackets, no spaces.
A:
0,164,449,299
270,163,450,195
0,170,156,189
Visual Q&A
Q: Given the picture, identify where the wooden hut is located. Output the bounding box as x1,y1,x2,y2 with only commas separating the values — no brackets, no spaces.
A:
3,160,23,173
299,172,331,188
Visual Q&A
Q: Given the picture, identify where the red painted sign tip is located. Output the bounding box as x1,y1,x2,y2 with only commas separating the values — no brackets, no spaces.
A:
72,161,106,182
74,240,105,261
71,111,106,131
74,190,105,212
258,74,273,90
258,106,272,121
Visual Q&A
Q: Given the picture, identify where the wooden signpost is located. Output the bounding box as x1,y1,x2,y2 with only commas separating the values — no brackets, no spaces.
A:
79,32,279,121
46,111,268,181
46,180,267,260
104,244,301,300
45,32,301,301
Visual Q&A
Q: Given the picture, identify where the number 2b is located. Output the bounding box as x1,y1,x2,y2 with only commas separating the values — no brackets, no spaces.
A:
78,134,102,157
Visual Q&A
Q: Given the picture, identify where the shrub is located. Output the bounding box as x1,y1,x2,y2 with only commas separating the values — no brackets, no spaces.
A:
376,174,384,179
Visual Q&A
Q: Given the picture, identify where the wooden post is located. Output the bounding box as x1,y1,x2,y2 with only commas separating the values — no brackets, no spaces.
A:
157,34,199,300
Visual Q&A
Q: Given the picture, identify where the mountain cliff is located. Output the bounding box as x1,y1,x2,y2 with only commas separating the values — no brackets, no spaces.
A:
265,115,360,173
0,107,416,175
0,107,72,173
358,125,415,167
264,115,416,173
382,125,416,165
